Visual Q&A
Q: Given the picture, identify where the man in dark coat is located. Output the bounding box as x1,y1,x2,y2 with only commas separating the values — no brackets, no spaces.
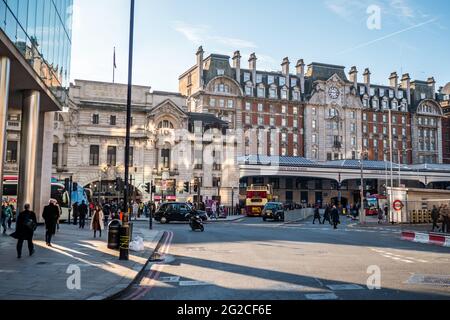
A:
72,203,79,225
323,205,332,225
78,201,88,229
42,200,59,246
431,205,440,232
331,205,340,229
313,206,322,224
11,204,37,258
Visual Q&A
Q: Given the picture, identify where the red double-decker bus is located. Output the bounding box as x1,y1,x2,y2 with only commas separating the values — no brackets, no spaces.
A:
245,185,274,217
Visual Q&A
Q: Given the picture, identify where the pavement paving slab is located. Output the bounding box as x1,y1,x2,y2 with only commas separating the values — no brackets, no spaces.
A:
0,222,164,300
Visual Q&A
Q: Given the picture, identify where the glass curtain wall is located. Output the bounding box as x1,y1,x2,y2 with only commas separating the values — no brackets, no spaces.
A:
0,0,73,105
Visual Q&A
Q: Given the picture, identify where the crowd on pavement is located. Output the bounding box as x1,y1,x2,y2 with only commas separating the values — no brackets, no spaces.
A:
431,204,450,233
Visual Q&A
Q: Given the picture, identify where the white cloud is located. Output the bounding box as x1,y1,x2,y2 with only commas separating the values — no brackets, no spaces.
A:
389,0,415,18
173,21,257,49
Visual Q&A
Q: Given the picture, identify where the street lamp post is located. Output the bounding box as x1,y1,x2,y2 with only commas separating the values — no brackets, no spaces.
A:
120,0,135,261
359,152,365,225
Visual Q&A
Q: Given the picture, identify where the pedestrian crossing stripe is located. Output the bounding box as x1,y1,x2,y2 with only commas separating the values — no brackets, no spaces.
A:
179,281,211,286
326,284,364,291
160,277,181,283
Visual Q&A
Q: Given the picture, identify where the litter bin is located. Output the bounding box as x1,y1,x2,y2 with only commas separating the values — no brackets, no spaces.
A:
108,220,122,250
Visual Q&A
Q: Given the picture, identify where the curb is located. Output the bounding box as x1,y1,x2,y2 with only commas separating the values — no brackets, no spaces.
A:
206,216,245,223
401,231,450,247
90,230,166,300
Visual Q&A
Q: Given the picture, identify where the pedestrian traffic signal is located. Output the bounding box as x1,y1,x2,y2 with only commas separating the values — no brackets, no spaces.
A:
193,184,198,193
183,182,190,193
151,185,156,193
145,182,151,193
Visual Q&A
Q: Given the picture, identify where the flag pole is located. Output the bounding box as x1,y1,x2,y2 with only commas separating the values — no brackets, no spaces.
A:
113,47,116,83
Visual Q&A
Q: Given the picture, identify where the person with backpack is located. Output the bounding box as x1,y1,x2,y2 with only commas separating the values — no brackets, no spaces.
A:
11,204,37,259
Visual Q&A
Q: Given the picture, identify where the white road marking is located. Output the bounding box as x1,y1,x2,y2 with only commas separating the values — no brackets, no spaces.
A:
305,293,339,300
179,281,211,287
159,276,181,283
326,284,364,291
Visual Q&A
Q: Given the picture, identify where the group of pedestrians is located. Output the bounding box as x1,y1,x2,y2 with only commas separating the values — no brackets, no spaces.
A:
313,204,341,229
431,204,450,233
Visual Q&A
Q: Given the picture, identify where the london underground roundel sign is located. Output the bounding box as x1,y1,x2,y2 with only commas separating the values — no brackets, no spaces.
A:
393,200,404,211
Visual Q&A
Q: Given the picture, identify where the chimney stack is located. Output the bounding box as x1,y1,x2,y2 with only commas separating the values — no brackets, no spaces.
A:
389,72,399,97
349,66,358,89
296,59,305,95
427,77,436,96
363,68,371,94
281,57,290,87
196,46,204,89
249,53,257,85
401,73,411,104
232,51,241,83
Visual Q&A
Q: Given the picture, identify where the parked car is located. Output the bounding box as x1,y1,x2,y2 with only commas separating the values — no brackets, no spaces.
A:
262,202,285,222
154,202,208,224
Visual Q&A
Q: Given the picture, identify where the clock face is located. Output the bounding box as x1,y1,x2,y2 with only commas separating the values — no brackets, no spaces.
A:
329,86,340,99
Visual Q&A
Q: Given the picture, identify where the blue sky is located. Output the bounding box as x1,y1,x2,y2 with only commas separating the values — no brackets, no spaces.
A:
71,0,450,91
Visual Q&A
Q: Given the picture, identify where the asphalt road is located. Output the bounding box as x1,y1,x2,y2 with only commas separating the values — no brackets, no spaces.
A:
120,217,450,300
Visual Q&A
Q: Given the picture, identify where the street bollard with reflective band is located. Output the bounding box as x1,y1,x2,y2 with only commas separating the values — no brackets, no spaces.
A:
119,224,130,260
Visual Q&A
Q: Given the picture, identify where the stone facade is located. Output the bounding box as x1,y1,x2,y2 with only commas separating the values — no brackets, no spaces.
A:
50,80,240,206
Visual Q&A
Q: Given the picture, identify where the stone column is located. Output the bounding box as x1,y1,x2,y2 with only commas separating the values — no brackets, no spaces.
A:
34,112,54,222
0,57,11,200
18,90,41,213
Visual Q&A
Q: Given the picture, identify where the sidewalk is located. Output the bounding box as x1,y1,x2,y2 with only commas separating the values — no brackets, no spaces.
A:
0,222,164,300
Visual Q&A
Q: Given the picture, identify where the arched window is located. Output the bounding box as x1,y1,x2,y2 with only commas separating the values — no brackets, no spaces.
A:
158,120,174,129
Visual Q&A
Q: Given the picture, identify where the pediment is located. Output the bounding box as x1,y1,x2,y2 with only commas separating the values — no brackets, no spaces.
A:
150,99,187,119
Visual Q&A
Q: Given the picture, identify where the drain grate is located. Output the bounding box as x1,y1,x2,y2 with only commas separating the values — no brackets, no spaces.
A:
407,275,450,287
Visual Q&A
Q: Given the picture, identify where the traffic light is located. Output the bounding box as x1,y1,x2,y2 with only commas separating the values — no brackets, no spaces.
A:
145,182,151,193
64,178,70,191
193,183,198,193
151,185,156,193
183,182,190,193
115,178,123,192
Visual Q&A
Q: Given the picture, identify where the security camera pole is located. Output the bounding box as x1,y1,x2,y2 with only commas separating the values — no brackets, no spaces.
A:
120,0,135,261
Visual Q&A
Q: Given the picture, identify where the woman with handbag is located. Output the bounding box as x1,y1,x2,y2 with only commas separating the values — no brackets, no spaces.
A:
90,204,104,238
10,204,37,259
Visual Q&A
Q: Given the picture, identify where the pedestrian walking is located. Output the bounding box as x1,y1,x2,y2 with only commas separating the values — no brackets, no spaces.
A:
313,206,322,224
132,202,139,220
331,205,340,229
431,205,440,232
1,201,12,234
53,199,61,232
42,200,59,247
7,202,13,229
91,205,104,238
377,208,384,224
72,203,79,226
441,204,450,233
103,202,111,227
10,204,37,259
384,205,389,222
323,205,332,225
78,200,88,229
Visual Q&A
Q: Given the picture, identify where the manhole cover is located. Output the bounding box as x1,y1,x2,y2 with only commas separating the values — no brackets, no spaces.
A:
407,275,450,287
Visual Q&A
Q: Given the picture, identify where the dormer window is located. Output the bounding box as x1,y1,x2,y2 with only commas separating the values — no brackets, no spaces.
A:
245,86,253,96
244,72,251,82
382,100,388,109
389,90,394,98
370,88,375,96
257,87,265,98
268,75,275,84
359,86,366,95
279,77,286,86
269,88,277,99
281,89,288,100
291,78,298,87
379,89,385,97
398,91,404,99
256,74,263,83
293,91,300,101
372,99,378,109
392,101,398,109
363,99,369,107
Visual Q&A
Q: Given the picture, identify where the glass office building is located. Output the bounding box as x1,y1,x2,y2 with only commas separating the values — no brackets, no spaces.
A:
0,0,73,100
